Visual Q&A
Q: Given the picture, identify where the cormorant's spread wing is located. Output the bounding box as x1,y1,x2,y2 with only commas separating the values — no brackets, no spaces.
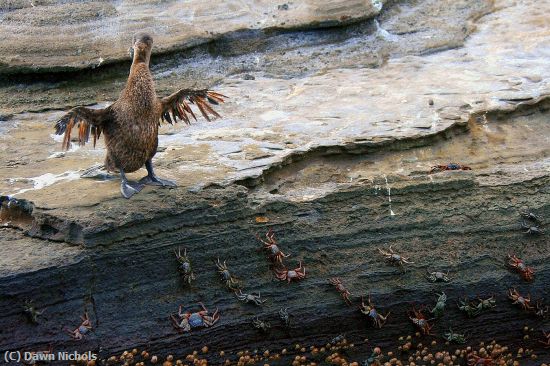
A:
54,106,111,150
160,89,226,125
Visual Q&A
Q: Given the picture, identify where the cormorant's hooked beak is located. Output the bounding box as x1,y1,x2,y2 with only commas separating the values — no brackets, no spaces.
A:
128,47,134,60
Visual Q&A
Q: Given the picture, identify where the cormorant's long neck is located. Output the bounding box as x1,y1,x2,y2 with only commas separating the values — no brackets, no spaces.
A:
132,48,151,66
129,60,150,77
124,58,156,111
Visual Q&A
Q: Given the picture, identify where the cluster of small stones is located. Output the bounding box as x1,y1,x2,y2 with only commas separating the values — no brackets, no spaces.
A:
61,334,549,366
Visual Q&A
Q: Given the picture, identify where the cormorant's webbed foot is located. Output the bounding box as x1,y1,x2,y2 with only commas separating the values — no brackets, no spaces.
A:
139,175,177,187
119,168,144,199
121,180,144,199
140,159,177,187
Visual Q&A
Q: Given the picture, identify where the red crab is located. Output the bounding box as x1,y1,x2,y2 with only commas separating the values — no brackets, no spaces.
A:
65,312,93,340
468,355,495,366
508,288,533,311
329,278,352,305
508,254,534,281
408,305,433,335
430,163,471,174
256,229,290,263
274,262,306,283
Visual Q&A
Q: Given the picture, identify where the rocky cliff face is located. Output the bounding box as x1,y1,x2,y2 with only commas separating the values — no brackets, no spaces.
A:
0,0,549,365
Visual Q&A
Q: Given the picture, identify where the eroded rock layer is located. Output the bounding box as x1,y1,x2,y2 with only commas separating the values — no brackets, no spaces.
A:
0,0,549,364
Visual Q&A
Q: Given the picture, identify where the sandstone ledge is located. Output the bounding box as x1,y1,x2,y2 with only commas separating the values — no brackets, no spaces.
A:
0,0,385,74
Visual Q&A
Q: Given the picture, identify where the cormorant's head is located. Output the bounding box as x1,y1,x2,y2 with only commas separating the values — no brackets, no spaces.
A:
130,33,153,64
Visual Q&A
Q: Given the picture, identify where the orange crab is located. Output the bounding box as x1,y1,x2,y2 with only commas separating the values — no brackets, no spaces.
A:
507,254,534,281
508,288,533,311
274,262,306,283
256,229,290,263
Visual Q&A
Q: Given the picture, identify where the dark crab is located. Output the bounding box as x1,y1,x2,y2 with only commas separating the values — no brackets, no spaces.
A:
521,221,543,235
359,295,390,329
508,288,533,311
65,312,92,340
378,245,414,269
170,303,219,333
252,317,270,333
443,328,467,344
234,289,266,306
274,261,306,283
23,300,43,324
426,270,451,283
329,278,352,305
540,331,550,348
409,305,434,335
430,163,471,174
361,348,383,366
475,296,497,312
507,254,534,281
458,298,479,318
521,210,541,222
215,258,240,290
330,334,346,345
279,307,290,327
430,292,447,318
256,229,290,263
174,247,195,285
535,300,549,318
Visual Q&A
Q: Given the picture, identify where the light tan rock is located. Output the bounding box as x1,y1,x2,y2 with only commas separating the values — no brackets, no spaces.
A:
0,0,384,72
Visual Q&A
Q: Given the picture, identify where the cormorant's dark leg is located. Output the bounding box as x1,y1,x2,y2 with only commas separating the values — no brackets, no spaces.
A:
139,159,177,187
120,169,144,199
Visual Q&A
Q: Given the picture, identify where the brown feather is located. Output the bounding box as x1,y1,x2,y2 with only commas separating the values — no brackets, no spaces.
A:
207,91,228,99
206,92,226,104
78,119,87,146
92,126,98,147
63,117,74,151
181,99,196,121
171,108,178,125
176,103,190,124
172,102,181,120
194,99,211,121
85,119,92,144
198,98,221,118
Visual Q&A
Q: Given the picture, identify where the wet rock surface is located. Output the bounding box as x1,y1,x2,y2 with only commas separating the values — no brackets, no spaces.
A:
0,0,549,364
